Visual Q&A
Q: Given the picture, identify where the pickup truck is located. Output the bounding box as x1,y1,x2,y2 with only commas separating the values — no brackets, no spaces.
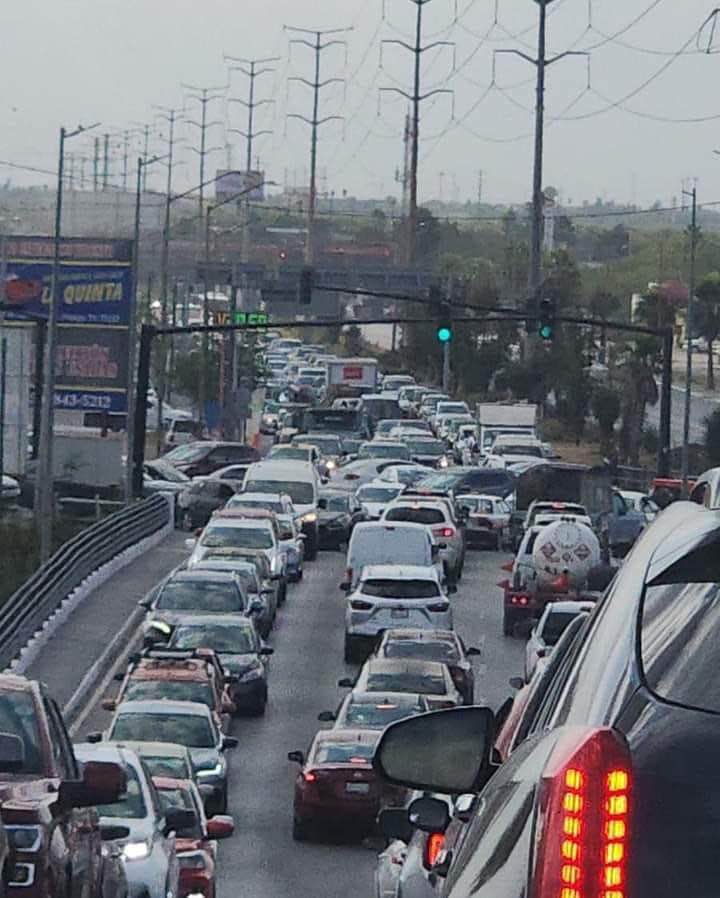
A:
0,675,126,898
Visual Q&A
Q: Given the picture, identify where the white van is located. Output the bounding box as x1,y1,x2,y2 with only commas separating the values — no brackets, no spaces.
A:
242,459,320,559
342,521,439,590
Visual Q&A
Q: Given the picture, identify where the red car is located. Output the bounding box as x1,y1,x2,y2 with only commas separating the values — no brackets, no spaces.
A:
288,728,387,841
153,776,234,898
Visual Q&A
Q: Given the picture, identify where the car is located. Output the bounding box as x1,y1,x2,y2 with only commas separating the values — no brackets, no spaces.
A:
0,675,126,898
139,569,263,631
317,489,365,549
343,521,440,590
689,464,720,507
382,374,416,392
205,508,289,595
164,418,204,452
318,691,431,729
358,440,412,461
523,498,590,531
143,460,190,502
373,419,409,439
153,776,234,898
185,557,276,637
225,491,295,517
242,459,320,559
377,464,435,488
104,648,235,729
163,442,260,478
344,565,454,663
287,728,384,840
483,435,547,468
418,467,516,502
93,700,238,816
290,433,347,475
455,493,512,549
276,512,305,581
381,497,465,586
402,437,450,469
355,482,406,520
267,444,319,465
618,489,659,524
524,599,595,682
74,743,185,898
388,421,434,439
168,614,273,715
340,658,462,709
374,629,481,705
201,464,252,492
373,499,720,898
331,458,417,490
176,480,237,531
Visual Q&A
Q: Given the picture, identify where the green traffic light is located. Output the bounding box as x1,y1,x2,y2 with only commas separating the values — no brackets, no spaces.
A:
437,326,452,343
539,324,553,341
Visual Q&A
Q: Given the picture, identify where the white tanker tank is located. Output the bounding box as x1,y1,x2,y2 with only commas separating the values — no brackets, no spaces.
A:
531,518,601,592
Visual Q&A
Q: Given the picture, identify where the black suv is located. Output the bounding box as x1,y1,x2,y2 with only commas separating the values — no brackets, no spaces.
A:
375,500,720,898
163,441,260,477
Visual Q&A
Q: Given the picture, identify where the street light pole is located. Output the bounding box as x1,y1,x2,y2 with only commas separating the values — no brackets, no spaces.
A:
36,122,99,562
681,184,698,492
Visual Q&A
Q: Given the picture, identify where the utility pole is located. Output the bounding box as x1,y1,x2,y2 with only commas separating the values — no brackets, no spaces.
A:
102,133,110,190
496,0,586,318
285,25,352,263
93,137,100,191
226,55,279,263
380,0,454,266
681,183,698,491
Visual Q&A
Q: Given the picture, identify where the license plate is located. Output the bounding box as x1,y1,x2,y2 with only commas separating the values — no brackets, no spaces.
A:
391,608,409,619
345,782,370,794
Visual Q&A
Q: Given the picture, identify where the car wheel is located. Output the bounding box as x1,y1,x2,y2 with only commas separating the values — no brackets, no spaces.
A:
292,817,309,842
502,608,516,637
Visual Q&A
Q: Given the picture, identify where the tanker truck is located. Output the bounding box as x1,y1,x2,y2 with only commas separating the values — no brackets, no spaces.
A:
499,517,603,636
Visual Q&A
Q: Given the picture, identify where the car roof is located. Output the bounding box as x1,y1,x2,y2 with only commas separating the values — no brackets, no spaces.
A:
75,742,141,768
206,514,273,528
110,741,192,758
362,658,447,675
353,521,431,535
170,613,256,628
543,600,596,614
360,564,440,580
246,459,316,477
152,775,195,791
114,699,212,717
231,492,287,501
346,690,426,705
215,508,276,520
166,569,239,583
314,728,380,745
381,628,457,642
128,659,213,682
456,493,502,501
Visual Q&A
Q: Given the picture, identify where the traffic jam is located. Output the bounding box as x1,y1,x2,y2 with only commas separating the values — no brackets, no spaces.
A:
1,334,718,898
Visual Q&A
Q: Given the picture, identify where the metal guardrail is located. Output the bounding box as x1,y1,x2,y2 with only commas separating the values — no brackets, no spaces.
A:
0,494,170,671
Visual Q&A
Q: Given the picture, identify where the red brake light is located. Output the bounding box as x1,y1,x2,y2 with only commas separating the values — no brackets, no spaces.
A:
530,728,631,898
510,594,530,606
423,832,446,870
302,771,317,783
433,526,455,538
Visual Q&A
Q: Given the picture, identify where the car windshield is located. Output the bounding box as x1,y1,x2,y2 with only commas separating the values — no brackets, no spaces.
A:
172,623,257,654
95,764,146,819
141,755,192,780
343,699,422,728
438,404,468,414
460,498,494,514
164,444,207,463
156,580,243,612
498,445,543,457
313,742,376,764
269,447,309,460
361,578,440,598
157,787,202,838
200,526,273,550
324,495,349,512
357,486,403,503
359,444,409,459
230,497,283,513
384,506,445,525
366,673,447,695
384,641,459,661
124,680,214,708
0,691,43,775
111,713,215,748
541,611,581,646
245,480,314,505
407,440,445,456
300,436,342,454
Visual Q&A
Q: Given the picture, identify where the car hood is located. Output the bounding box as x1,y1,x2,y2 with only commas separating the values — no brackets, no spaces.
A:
98,814,154,842
318,510,348,524
219,652,261,675
190,748,222,770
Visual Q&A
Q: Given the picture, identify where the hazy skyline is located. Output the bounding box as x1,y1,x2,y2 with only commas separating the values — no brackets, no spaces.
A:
2,0,719,209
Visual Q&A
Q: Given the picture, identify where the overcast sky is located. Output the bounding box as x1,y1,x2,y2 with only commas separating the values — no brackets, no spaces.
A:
3,0,720,208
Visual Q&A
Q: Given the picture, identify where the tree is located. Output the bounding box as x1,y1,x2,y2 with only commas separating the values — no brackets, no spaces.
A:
618,337,659,465
592,385,621,455
695,272,720,390
705,408,720,466
343,324,364,357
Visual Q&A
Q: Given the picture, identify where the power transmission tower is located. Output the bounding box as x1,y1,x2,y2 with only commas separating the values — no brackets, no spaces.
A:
496,0,586,317
284,25,352,263
380,0,455,266
183,84,227,221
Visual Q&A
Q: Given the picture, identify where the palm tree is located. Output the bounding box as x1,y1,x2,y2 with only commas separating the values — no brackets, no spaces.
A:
618,337,659,465
695,272,720,390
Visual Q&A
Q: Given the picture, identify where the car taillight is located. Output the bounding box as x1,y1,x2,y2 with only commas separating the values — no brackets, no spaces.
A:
423,832,446,870
530,728,631,898
303,771,317,783
433,527,455,538
427,601,450,613
351,600,373,611
510,594,530,606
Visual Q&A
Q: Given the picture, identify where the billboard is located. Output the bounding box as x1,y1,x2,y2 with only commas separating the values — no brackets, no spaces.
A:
215,169,265,203
2,237,133,412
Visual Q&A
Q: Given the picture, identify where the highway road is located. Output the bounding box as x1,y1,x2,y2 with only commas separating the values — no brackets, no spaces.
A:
78,545,525,898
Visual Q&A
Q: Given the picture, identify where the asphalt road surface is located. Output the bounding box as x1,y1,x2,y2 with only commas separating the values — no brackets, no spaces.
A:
78,545,525,898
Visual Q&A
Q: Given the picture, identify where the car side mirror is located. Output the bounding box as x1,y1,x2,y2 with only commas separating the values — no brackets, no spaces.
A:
287,750,305,765
164,807,197,836
317,499,328,510
260,646,274,656
339,582,351,592
59,760,127,810
86,732,103,744
408,796,451,834
337,677,354,688
206,815,234,840
466,647,481,657
0,733,24,772
137,599,152,610
249,599,264,614
101,698,117,712
508,676,525,690
374,706,495,794
317,711,336,722
378,807,414,844
100,824,131,842
113,670,126,682
537,647,549,659
222,736,239,751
